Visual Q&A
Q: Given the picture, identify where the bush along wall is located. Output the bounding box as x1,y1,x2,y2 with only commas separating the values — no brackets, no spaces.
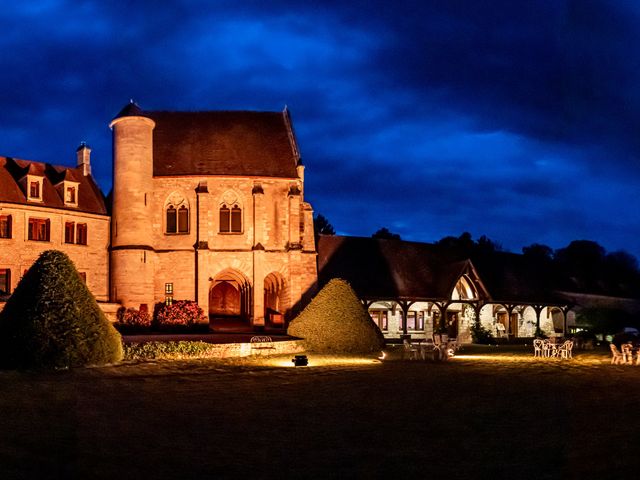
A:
115,307,153,334
153,300,208,332
0,250,123,369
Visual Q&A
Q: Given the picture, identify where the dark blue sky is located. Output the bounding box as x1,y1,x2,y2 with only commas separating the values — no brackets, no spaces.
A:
1,1,639,259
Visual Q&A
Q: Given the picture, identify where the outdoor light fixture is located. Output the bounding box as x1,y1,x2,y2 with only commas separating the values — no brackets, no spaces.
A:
292,354,308,366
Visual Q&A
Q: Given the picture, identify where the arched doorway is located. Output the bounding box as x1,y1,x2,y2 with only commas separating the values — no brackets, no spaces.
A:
447,275,480,342
209,269,251,330
264,272,287,327
210,282,241,316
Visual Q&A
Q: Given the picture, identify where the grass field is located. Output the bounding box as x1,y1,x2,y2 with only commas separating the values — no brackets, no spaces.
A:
1,345,639,479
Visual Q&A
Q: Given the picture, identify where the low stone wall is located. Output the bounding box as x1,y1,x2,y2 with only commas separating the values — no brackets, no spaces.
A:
205,340,305,358
124,339,305,360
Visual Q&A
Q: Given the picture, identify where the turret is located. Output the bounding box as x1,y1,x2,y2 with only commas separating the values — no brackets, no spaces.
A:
109,101,156,309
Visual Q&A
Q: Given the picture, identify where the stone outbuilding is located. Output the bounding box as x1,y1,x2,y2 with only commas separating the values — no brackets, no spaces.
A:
109,102,318,329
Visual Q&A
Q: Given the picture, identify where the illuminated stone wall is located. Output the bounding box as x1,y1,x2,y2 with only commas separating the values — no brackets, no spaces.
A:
110,116,318,325
0,202,110,301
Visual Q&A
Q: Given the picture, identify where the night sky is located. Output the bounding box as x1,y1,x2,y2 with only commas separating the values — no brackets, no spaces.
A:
1,1,639,260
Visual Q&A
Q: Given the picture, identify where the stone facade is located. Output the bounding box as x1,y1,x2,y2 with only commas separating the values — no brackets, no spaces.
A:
0,203,110,300
109,104,318,328
0,149,110,303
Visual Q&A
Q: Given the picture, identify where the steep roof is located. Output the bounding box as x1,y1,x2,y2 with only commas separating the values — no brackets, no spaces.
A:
0,156,107,215
142,110,300,178
470,251,560,304
317,235,563,304
317,235,478,300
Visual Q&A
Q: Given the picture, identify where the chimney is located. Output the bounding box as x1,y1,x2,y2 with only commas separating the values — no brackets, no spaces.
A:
76,142,91,176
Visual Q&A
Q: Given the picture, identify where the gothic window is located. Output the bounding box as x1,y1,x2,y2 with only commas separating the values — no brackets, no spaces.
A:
166,206,177,233
219,204,242,233
28,218,50,241
177,206,189,233
164,193,189,235
219,205,230,233
0,215,11,239
218,190,242,234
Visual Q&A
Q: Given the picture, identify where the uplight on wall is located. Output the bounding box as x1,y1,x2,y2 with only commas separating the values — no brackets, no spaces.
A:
292,355,308,366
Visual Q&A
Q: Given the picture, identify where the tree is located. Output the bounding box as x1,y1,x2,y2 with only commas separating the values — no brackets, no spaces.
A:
313,214,335,236
0,250,123,369
372,227,401,240
522,243,554,262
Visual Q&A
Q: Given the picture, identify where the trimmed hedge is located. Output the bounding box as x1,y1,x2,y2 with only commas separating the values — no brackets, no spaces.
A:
287,278,384,354
124,341,218,361
0,250,123,369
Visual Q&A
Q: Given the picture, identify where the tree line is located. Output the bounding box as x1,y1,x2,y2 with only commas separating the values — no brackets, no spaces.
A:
313,214,640,299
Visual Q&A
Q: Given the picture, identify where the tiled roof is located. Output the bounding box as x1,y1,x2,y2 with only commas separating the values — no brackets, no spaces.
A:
145,110,300,178
317,235,561,304
470,251,561,304
0,156,107,215
317,235,474,300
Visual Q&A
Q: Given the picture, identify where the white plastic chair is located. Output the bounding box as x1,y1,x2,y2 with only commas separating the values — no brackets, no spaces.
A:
542,339,558,357
610,344,624,365
533,339,544,357
558,340,574,359
621,343,634,365
403,339,420,360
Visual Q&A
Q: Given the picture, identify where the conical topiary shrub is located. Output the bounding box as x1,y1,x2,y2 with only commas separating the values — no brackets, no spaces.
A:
0,250,123,369
287,278,384,354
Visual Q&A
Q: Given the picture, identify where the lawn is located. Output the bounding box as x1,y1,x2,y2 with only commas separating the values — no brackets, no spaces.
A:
0,345,638,479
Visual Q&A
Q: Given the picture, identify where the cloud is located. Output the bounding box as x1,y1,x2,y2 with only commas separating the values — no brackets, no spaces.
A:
0,0,638,260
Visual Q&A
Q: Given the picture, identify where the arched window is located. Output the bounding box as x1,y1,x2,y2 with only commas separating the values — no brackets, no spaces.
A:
166,206,177,233
177,205,189,233
164,192,190,235
166,204,189,234
219,204,242,233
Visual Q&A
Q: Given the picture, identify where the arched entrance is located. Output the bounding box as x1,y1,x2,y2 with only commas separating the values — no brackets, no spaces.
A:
447,275,480,342
264,272,288,327
209,269,251,330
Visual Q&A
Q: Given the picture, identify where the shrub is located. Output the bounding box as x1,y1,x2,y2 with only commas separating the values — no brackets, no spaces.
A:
124,341,217,361
470,322,495,345
0,250,123,369
116,307,152,332
287,278,384,354
155,300,207,330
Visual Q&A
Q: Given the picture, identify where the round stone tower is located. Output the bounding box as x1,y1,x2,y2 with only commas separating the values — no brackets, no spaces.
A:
109,101,156,310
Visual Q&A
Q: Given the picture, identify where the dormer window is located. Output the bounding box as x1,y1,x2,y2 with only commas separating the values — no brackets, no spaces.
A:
63,181,79,207
27,175,43,202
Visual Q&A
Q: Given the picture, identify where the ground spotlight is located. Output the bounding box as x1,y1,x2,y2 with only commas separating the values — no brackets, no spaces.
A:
292,355,308,366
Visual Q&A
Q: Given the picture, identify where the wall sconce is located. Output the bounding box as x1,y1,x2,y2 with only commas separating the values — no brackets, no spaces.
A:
292,355,308,366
